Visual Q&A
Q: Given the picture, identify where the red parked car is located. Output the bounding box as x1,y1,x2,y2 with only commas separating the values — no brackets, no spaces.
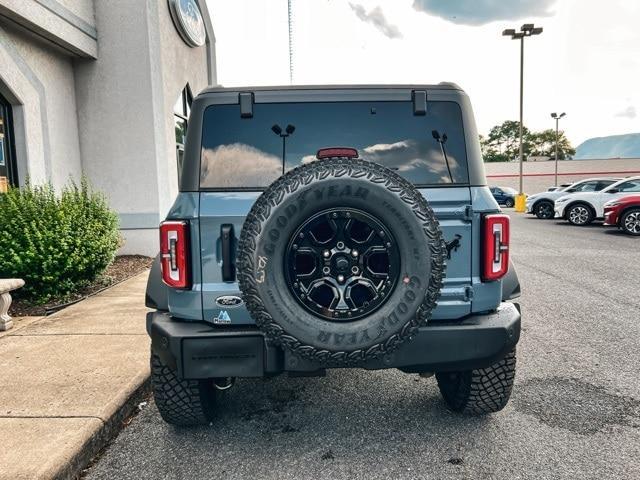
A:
603,195,640,235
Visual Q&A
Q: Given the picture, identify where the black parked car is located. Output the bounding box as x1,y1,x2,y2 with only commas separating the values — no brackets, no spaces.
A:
490,186,517,208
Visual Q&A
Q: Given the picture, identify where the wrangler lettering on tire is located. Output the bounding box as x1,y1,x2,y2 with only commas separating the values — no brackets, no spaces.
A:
237,158,446,366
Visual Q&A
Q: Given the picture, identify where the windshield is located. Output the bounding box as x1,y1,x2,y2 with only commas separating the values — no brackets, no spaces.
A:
199,101,469,189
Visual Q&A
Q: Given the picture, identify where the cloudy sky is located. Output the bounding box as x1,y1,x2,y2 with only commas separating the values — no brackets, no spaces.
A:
206,0,639,147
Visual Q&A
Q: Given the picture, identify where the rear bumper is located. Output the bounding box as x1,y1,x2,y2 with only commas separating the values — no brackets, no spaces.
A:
148,302,521,379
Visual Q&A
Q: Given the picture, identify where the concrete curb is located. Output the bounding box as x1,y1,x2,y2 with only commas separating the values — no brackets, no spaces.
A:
62,377,151,480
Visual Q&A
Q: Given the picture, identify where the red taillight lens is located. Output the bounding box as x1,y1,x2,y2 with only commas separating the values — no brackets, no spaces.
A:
160,221,191,289
482,214,510,282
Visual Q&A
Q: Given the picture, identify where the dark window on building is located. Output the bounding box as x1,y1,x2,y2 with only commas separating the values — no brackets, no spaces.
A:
0,92,18,191
174,85,193,183
200,101,469,189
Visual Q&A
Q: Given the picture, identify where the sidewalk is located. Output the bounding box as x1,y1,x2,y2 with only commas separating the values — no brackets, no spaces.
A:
0,271,151,480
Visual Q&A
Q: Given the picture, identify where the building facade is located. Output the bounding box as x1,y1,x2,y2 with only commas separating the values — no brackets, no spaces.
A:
0,0,216,254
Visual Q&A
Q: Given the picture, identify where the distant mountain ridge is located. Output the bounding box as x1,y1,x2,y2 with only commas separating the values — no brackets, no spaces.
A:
574,133,640,159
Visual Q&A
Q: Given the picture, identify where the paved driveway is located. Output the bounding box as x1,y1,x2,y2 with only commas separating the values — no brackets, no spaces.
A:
86,213,640,480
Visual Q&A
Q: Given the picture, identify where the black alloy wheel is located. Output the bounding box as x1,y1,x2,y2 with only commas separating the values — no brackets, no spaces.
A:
285,207,400,321
534,201,555,219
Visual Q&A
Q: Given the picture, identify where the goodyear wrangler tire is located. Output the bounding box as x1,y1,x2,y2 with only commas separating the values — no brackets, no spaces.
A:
237,158,446,366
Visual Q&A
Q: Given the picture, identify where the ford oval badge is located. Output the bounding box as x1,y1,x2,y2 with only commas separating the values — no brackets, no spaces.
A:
215,295,244,308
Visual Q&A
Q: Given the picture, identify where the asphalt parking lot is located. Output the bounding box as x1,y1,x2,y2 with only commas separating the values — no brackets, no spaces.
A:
86,212,640,480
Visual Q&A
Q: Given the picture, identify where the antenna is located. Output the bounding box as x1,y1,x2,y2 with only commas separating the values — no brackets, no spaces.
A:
288,0,294,84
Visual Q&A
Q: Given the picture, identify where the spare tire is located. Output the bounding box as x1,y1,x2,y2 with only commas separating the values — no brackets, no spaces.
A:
237,158,446,366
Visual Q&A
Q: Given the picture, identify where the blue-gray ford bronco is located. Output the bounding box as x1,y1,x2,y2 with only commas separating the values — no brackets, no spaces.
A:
145,84,521,425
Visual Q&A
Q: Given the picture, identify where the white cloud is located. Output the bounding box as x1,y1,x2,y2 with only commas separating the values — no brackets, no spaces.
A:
349,3,402,39
615,105,637,119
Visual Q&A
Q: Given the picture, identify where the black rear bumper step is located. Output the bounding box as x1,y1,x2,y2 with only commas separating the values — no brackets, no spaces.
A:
147,303,521,379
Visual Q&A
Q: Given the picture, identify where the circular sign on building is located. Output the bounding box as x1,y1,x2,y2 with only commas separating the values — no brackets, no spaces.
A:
168,0,207,48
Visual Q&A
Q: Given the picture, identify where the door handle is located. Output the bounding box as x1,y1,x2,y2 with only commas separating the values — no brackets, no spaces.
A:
220,224,236,282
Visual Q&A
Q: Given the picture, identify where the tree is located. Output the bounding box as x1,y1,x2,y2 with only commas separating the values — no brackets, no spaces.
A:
479,121,575,162
529,129,575,159
480,120,532,162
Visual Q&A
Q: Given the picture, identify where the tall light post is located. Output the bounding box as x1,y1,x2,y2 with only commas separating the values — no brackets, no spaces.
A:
551,112,566,187
502,24,543,212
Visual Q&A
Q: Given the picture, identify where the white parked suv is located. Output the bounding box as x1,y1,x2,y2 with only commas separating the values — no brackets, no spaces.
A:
525,177,620,219
554,176,640,225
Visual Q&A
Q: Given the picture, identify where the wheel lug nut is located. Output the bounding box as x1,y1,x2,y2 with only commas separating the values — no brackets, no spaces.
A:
386,242,391,248
299,233,304,239
351,266,359,274
292,244,298,250
336,241,345,250
351,249,358,257
323,250,331,258
332,212,338,218
337,274,345,283
323,266,330,274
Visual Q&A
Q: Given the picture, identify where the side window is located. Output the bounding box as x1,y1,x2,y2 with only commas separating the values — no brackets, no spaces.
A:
174,85,193,184
617,180,640,192
575,181,598,192
595,181,615,191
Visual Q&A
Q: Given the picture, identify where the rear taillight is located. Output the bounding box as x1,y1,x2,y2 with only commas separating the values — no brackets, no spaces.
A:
482,214,510,282
160,221,191,289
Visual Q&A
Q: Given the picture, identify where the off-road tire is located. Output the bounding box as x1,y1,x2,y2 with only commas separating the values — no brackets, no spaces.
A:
534,200,554,219
151,353,216,426
504,198,515,208
436,349,516,414
237,158,446,367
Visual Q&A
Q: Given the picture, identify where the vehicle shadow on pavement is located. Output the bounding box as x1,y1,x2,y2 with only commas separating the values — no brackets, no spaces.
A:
171,370,493,454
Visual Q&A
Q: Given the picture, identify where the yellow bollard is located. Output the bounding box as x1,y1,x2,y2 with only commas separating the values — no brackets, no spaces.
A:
514,193,527,213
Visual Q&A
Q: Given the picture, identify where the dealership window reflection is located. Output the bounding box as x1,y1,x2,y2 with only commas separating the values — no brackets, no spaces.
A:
174,85,193,183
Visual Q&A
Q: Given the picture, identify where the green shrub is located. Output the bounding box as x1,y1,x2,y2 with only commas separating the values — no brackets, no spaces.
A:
0,179,120,303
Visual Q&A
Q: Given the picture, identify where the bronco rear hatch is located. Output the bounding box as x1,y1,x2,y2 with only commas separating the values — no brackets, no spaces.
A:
171,87,483,325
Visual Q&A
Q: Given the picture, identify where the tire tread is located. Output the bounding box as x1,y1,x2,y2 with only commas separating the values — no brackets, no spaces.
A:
436,349,516,414
237,158,446,366
151,353,215,426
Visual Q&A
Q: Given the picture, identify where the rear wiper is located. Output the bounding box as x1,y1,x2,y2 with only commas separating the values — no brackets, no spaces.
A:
432,130,454,183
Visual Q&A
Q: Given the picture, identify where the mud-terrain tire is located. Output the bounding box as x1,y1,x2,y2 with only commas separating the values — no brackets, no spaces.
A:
436,349,516,414
151,353,216,426
237,158,446,366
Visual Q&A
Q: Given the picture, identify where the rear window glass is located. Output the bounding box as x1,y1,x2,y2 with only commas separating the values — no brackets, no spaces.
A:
200,101,469,189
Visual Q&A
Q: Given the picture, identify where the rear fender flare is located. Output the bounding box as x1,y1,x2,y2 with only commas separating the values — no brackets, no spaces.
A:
502,260,521,301
145,254,169,311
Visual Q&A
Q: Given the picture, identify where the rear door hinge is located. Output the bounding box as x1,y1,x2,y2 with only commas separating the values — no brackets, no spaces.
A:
464,286,474,302
463,205,474,222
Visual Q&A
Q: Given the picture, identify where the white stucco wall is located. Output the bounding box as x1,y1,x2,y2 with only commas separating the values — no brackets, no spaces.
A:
1,0,215,256
74,0,214,255
0,22,82,187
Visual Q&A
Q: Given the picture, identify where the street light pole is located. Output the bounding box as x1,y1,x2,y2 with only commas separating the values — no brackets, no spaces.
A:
519,35,524,197
503,24,543,212
551,112,566,187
